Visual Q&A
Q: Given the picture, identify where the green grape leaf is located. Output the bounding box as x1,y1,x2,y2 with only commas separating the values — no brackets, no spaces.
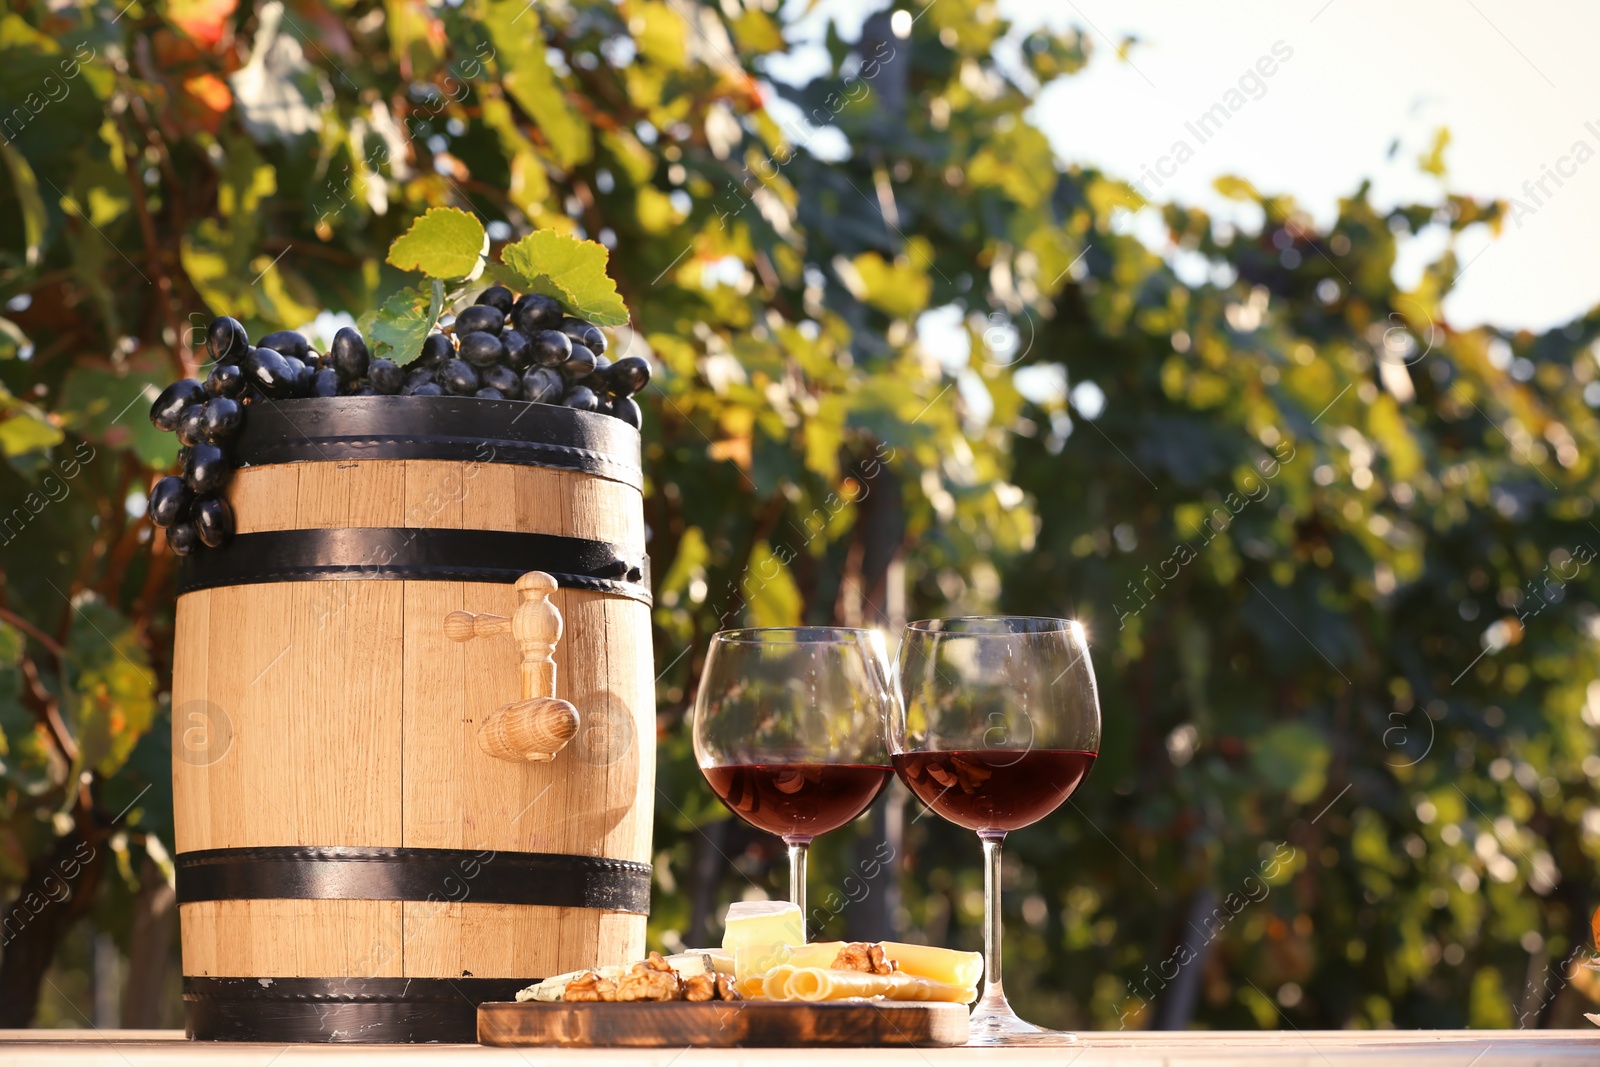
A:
0,141,45,267
65,595,156,778
0,408,63,457
0,316,27,359
57,362,169,469
386,207,487,280
501,230,630,327
481,0,591,168
360,279,445,363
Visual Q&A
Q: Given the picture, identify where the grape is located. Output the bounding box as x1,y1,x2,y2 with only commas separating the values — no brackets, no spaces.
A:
331,327,370,382
193,496,235,548
608,355,651,396
176,404,207,447
410,382,444,396
477,285,515,313
456,304,504,336
148,476,192,528
612,395,643,429
151,379,207,431
457,330,506,368
244,347,297,397
205,363,245,399
369,358,403,395
522,366,563,404
512,293,563,335
353,384,379,396
483,364,521,398
405,365,435,391
438,358,479,396
561,343,597,380
312,368,340,397
258,330,310,362
502,328,532,369
563,385,599,411
474,386,505,399
560,317,606,356
419,332,454,367
202,397,243,440
530,329,571,367
175,445,192,472
283,356,313,397
166,522,200,557
185,443,230,495
206,317,251,366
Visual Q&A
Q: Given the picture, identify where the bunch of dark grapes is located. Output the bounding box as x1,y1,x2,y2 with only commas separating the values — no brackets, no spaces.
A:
416,285,650,429
145,286,650,557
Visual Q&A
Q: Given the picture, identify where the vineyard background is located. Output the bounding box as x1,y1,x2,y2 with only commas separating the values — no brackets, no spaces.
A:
1,0,1598,1031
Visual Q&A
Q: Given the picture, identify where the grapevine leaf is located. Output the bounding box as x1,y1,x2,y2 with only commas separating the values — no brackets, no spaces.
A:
386,206,487,280
359,280,445,363
501,230,630,327
0,141,46,267
482,0,591,168
65,595,156,778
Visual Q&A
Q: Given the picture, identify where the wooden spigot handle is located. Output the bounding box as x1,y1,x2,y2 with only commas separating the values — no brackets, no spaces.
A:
443,572,579,762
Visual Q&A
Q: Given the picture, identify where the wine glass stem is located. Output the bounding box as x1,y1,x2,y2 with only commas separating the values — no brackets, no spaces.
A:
785,837,809,939
981,831,1007,1005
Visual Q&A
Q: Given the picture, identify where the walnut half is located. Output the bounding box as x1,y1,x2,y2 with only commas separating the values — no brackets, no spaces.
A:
563,972,618,1002
831,942,896,976
615,953,685,1002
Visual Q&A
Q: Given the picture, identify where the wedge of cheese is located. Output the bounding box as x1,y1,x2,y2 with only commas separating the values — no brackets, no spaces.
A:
722,900,804,978
877,941,983,988
783,940,846,970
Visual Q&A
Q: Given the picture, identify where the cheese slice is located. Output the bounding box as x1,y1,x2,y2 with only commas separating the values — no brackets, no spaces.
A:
721,900,804,978
761,964,797,1000
877,941,983,988
776,967,975,1004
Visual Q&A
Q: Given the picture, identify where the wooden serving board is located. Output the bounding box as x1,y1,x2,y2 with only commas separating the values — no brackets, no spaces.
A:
477,1000,970,1048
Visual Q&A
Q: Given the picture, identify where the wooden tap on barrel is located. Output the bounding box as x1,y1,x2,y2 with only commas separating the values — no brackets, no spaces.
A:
444,571,580,762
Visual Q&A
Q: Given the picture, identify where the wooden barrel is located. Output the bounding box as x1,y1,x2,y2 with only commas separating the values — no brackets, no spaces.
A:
169,397,655,1042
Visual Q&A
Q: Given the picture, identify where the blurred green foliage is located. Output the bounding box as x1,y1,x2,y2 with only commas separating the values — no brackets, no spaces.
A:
0,0,1596,1033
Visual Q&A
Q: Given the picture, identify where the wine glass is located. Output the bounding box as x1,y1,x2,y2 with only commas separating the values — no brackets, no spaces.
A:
891,616,1100,1046
693,627,896,931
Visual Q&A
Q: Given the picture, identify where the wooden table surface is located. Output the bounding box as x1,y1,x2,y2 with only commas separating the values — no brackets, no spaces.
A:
3,1029,1598,1065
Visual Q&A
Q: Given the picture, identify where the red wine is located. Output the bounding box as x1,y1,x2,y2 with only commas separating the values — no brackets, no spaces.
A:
892,749,1097,833
702,763,892,841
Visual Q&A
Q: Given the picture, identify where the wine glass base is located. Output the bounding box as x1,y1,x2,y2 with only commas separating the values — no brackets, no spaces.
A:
967,995,1080,1047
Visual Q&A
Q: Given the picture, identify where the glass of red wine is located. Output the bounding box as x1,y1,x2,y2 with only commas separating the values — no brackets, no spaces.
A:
891,616,1100,1045
694,627,896,933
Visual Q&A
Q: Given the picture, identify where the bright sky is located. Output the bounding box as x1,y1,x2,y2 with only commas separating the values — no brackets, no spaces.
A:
774,0,1600,334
